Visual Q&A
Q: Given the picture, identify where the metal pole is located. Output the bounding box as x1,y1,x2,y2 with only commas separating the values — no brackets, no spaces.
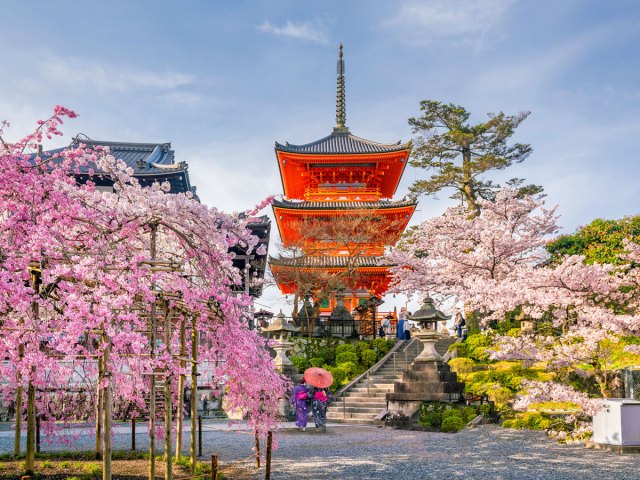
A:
265,431,272,480
190,316,198,473
342,396,346,419
367,371,370,396
393,352,396,372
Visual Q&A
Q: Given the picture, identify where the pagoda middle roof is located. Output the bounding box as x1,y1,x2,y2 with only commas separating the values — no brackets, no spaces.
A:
275,129,411,155
273,198,417,210
269,255,393,268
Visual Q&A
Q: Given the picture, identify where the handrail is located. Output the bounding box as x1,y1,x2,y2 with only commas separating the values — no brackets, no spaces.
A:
335,339,406,398
442,337,462,363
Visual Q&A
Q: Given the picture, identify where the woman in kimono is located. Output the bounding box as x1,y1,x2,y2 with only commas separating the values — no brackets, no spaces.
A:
397,307,407,340
309,387,330,431
291,378,310,430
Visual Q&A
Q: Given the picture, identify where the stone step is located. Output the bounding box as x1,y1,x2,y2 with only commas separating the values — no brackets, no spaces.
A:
326,417,381,425
349,387,393,393
329,401,386,409
327,411,383,420
327,406,383,414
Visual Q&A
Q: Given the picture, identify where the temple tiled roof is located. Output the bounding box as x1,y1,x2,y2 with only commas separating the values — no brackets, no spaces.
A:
273,198,416,210
275,130,411,155
269,255,393,268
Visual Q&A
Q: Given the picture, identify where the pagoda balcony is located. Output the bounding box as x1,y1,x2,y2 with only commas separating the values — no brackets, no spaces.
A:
304,186,382,201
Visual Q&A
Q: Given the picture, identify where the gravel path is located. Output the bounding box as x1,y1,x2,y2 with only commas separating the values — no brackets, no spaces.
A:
2,422,637,480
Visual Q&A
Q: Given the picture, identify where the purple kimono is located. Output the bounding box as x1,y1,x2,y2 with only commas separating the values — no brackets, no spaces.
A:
291,383,310,428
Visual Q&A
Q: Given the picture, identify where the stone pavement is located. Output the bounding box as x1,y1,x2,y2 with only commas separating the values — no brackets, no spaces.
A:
1,422,637,480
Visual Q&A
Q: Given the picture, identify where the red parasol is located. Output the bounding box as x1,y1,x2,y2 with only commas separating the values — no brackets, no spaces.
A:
303,367,334,388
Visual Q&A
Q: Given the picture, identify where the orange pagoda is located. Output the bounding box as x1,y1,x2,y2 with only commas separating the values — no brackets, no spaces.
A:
269,45,416,316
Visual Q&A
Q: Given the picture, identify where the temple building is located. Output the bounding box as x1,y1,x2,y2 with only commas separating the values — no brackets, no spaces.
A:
39,136,270,297
269,45,416,317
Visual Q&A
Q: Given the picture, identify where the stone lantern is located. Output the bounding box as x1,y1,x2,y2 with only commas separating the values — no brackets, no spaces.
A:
409,296,449,362
261,310,300,375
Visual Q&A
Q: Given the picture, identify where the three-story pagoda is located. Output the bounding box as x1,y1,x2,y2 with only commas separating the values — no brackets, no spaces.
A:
269,46,416,314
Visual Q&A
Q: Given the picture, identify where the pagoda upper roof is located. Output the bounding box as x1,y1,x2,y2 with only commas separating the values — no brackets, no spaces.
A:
275,129,411,155
273,198,417,210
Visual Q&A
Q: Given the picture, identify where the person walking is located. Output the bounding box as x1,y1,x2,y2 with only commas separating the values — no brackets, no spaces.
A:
309,386,330,431
403,314,412,340
291,378,310,430
454,311,466,338
397,307,407,339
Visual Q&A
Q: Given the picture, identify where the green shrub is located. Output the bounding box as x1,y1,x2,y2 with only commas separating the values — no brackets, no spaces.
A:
355,341,372,358
336,351,358,365
462,406,479,422
335,343,357,355
448,357,475,374
418,410,442,428
84,463,102,477
360,349,377,368
327,366,348,387
41,460,54,469
372,338,394,356
442,408,463,421
309,357,325,368
337,361,357,377
441,416,466,432
478,403,492,417
318,346,336,364
506,328,521,338
290,356,308,372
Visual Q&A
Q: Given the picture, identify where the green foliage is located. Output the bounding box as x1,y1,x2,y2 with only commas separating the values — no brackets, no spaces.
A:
335,343,357,356
462,406,479,422
309,357,325,368
355,341,372,358
441,416,466,433
289,356,308,373
502,412,556,431
448,357,475,374
442,408,463,421
83,463,102,477
327,366,348,387
60,461,71,469
41,460,54,469
337,361,357,377
336,351,358,365
546,216,640,265
407,100,535,210
360,349,377,368
450,333,491,361
371,338,394,356
418,410,442,428
478,403,492,417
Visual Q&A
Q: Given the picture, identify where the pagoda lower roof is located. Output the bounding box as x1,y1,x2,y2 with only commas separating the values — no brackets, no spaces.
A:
275,129,411,155
269,255,393,268
272,198,417,210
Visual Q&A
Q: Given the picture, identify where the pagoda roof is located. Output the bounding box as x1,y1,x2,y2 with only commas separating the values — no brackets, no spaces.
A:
273,198,416,210
269,255,392,268
275,129,411,155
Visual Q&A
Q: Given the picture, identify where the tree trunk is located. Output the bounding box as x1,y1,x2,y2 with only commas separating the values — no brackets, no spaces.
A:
175,319,185,462
462,147,479,217
149,224,158,480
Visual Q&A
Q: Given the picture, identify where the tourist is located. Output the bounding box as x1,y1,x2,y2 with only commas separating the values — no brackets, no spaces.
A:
380,315,390,338
454,311,466,338
291,377,310,430
403,315,412,340
309,386,330,431
397,307,407,339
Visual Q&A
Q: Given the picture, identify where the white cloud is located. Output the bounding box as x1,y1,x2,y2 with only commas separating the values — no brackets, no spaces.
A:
41,58,194,93
388,0,516,47
257,20,329,44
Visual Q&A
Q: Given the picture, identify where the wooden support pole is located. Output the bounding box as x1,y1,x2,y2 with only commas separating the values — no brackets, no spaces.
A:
102,334,112,480
265,431,273,480
149,223,158,480
255,432,260,468
198,415,202,458
211,454,218,480
131,418,136,451
190,315,198,473
175,318,186,461
35,416,40,453
164,307,173,480
14,383,22,457
25,377,35,474
95,354,103,460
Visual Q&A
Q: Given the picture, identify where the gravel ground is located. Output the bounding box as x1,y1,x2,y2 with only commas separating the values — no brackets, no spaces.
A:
2,422,638,480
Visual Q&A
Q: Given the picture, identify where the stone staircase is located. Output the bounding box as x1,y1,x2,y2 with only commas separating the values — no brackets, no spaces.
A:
327,336,457,425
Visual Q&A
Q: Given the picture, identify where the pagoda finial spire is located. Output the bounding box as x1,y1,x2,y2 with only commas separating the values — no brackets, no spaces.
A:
334,43,348,132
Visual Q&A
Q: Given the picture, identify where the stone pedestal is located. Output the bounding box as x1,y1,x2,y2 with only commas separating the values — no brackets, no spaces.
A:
414,328,443,362
386,361,465,425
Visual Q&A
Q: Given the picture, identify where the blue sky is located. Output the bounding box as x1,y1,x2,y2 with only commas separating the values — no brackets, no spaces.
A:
2,0,639,312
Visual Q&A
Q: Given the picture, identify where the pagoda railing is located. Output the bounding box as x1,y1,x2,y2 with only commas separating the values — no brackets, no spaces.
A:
266,315,402,339
304,186,381,201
